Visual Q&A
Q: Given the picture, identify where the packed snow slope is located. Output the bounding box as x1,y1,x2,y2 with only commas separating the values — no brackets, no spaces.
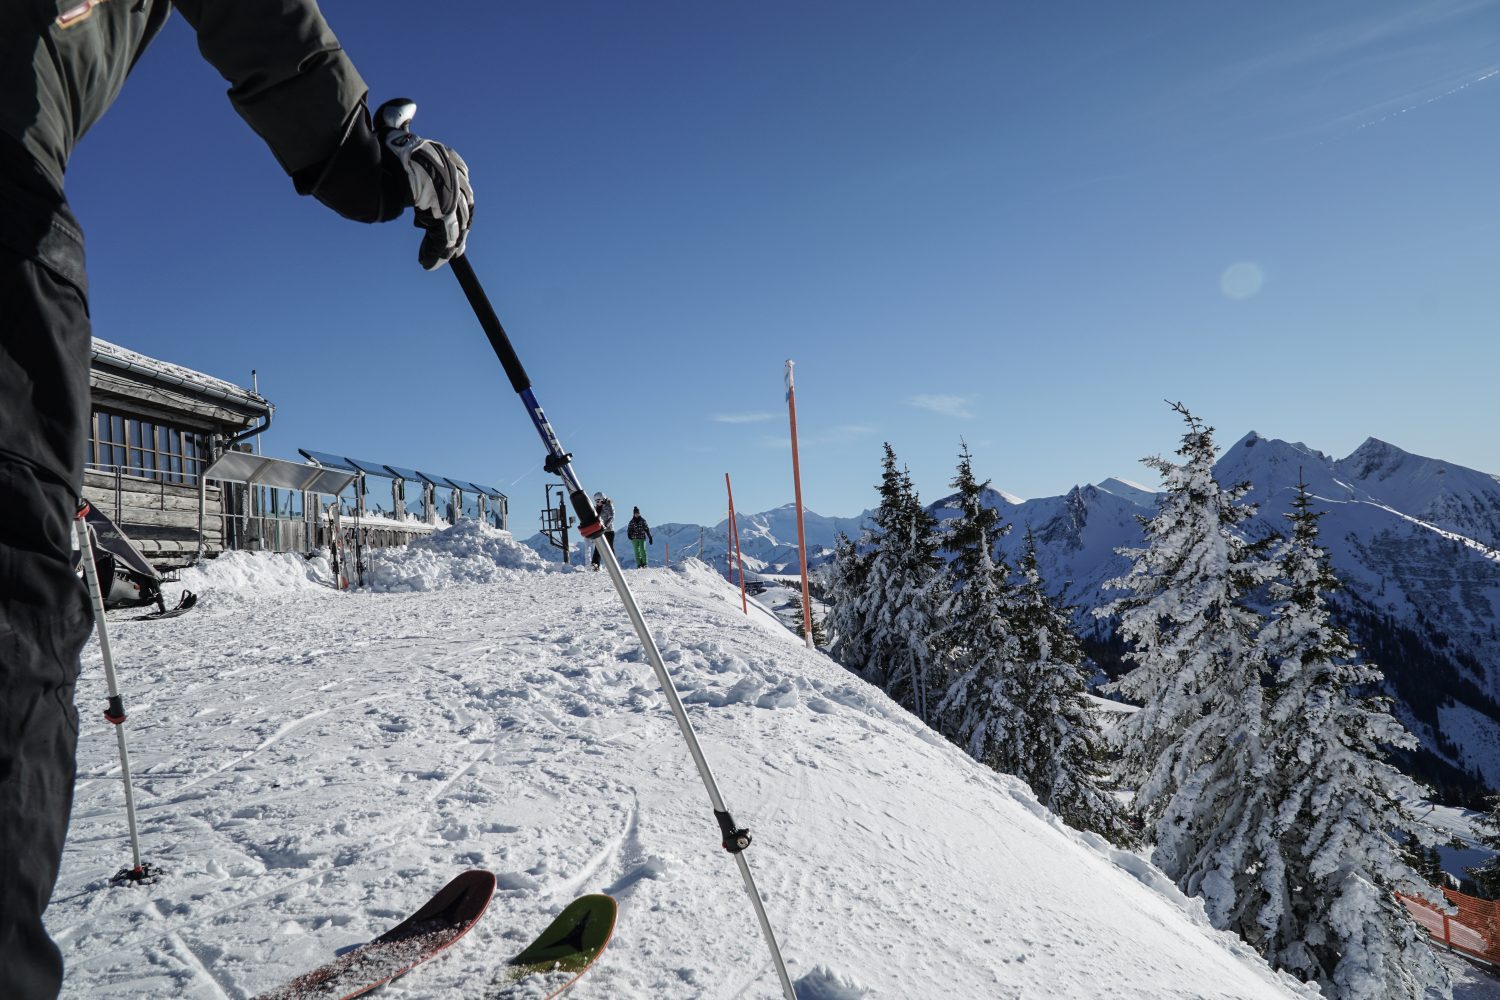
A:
55,525,1319,999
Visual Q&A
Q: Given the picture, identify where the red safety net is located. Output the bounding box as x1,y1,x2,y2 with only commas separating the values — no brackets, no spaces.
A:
1399,888,1500,964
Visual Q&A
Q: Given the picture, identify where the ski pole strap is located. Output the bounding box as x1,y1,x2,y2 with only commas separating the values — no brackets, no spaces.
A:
714,809,752,854
104,695,126,725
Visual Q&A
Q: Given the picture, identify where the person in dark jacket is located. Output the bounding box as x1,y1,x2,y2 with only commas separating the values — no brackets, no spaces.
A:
590,491,616,571
0,6,473,997
626,507,653,568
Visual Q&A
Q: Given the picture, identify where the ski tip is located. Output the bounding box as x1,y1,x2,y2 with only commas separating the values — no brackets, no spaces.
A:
506,894,617,970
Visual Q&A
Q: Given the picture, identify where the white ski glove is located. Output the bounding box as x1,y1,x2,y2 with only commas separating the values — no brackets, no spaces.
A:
375,99,474,270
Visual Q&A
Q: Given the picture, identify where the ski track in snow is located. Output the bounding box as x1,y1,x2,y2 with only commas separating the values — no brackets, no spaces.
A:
54,544,1337,998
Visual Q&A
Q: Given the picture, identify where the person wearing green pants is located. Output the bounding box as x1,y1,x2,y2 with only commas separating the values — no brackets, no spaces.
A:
626,507,653,568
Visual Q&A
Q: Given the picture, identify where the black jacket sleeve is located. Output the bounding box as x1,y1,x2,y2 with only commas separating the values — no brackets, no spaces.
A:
171,0,408,223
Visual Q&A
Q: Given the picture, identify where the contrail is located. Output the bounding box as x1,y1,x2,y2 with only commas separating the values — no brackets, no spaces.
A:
1355,67,1500,131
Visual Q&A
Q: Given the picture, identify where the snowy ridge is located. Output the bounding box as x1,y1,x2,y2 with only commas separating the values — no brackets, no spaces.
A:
57,543,1316,998
1320,495,1500,567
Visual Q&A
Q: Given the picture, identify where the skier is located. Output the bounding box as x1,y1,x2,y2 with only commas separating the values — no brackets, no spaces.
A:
591,491,616,571
1,7,472,998
627,507,654,568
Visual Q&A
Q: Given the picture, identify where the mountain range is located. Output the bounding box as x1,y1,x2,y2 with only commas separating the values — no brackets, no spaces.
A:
526,433,1500,804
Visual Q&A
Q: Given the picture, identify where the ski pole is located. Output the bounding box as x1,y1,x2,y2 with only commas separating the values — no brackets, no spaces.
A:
449,254,797,1000
74,505,158,885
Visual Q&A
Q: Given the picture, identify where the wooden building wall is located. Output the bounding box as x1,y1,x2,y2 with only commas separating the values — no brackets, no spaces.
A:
83,469,224,567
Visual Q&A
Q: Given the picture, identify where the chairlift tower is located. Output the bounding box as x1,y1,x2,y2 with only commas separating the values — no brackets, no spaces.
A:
540,482,572,564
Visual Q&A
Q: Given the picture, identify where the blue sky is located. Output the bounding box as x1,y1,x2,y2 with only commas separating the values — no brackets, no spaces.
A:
66,0,1500,526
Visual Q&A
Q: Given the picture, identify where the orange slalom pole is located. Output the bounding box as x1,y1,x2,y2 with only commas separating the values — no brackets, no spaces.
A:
725,472,748,614
784,361,814,649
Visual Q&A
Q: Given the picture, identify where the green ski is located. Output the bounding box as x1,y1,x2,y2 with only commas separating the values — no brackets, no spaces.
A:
490,893,617,999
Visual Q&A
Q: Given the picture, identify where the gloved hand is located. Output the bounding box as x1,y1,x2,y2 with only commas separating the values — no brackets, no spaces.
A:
375,99,474,270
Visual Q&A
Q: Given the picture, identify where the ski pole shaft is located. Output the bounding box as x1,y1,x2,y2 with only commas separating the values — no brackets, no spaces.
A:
74,515,144,873
449,254,797,999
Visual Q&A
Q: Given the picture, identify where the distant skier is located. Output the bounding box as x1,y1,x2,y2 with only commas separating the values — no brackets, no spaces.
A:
591,492,616,571
1,6,472,998
627,507,654,568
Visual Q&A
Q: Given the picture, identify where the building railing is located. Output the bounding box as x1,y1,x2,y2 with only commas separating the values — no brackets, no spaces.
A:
84,462,222,565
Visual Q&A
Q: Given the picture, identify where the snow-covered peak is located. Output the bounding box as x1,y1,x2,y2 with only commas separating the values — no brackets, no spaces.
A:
1333,438,1500,551
1339,437,1411,482
1093,477,1158,508
1212,432,1355,514
930,485,1023,515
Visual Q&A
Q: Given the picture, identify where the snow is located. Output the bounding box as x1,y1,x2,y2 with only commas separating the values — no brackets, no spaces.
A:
92,338,267,407
1438,949,1500,999
1437,702,1500,789
57,534,1333,998
1093,477,1158,508
362,520,556,592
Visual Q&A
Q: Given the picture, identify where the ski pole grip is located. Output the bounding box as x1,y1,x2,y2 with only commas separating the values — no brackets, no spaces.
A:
570,490,603,538
450,255,531,395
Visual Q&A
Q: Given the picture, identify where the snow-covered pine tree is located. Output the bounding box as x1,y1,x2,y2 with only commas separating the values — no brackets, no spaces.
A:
1096,402,1276,913
932,441,1018,753
1255,479,1447,1000
1008,530,1133,844
823,531,870,669
860,443,942,723
789,591,827,648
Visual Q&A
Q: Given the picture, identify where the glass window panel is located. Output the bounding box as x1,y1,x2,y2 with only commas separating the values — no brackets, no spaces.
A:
184,435,200,483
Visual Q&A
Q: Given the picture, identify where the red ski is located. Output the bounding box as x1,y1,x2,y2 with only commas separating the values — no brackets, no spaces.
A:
252,869,495,1000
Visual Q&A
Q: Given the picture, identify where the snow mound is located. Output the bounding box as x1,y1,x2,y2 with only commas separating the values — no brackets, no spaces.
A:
794,966,870,998
364,520,556,592
174,550,332,603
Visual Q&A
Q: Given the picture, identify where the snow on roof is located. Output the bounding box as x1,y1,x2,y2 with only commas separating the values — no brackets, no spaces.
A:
91,337,269,411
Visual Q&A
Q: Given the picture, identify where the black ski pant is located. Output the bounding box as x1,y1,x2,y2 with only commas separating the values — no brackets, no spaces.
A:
0,207,94,999
591,529,616,568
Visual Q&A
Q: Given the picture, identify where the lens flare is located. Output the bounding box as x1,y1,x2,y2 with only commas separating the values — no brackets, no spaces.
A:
1220,262,1265,300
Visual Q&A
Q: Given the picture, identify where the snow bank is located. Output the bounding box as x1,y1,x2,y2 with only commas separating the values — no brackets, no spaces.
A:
174,550,332,603
363,519,556,592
